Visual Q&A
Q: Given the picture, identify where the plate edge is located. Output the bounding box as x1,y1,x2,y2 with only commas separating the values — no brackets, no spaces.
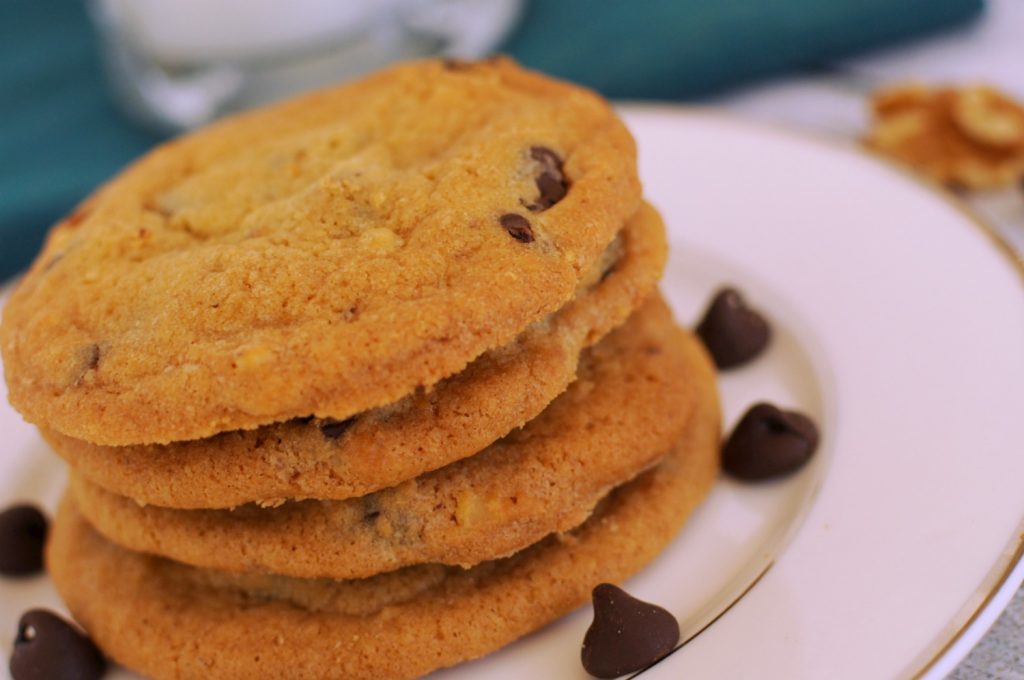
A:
618,103,1024,679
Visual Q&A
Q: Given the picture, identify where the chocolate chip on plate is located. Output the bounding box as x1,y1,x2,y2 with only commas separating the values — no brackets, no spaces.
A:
581,584,679,678
499,213,534,243
527,146,568,211
0,505,48,577
10,609,105,680
696,287,771,369
723,403,820,480
320,417,356,440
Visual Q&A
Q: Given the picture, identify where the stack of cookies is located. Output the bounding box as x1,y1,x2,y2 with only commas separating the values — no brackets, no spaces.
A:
0,59,719,679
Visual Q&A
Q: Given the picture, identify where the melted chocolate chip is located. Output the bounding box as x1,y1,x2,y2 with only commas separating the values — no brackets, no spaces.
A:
696,287,771,369
320,417,356,440
0,505,48,577
10,609,105,680
499,214,534,243
534,172,568,209
581,584,679,678
527,146,569,211
530,145,561,169
723,403,819,480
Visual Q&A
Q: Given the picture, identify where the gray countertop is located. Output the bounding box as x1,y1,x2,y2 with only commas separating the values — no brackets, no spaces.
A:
952,589,1024,679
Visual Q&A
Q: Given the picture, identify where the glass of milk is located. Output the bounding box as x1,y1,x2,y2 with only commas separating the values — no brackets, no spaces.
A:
89,0,523,132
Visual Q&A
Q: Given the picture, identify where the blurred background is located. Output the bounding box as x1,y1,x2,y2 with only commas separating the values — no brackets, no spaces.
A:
1,0,1023,676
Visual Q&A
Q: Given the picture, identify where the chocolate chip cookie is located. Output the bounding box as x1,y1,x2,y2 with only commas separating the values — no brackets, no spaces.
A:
42,203,667,509
70,296,695,579
2,57,641,445
46,325,719,680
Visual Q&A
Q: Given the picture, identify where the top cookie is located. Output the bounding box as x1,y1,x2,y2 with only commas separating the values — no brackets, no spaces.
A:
0,58,640,445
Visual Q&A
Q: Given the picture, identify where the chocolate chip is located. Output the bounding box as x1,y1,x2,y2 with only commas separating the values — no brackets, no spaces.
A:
527,146,569,211
72,345,102,386
320,417,356,440
499,214,534,243
10,609,105,680
0,505,48,577
362,495,382,523
696,287,771,369
723,403,819,480
534,172,568,209
581,584,679,678
530,145,561,170
84,345,101,371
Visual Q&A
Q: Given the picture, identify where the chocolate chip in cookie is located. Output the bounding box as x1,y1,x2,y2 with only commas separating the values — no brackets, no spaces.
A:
320,417,356,440
499,214,534,243
527,146,569,211
84,345,101,371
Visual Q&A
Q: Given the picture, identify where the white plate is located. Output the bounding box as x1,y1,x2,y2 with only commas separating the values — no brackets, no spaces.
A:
1,109,1023,679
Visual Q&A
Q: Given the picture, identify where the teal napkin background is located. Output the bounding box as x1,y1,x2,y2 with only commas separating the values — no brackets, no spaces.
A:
0,0,982,281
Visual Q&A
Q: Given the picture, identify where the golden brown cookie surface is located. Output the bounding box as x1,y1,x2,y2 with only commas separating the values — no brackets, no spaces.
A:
71,296,697,578
1,58,640,445
47,331,719,680
43,203,667,509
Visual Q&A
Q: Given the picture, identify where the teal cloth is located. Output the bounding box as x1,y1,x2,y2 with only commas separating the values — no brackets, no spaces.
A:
501,0,984,99
0,0,982,281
